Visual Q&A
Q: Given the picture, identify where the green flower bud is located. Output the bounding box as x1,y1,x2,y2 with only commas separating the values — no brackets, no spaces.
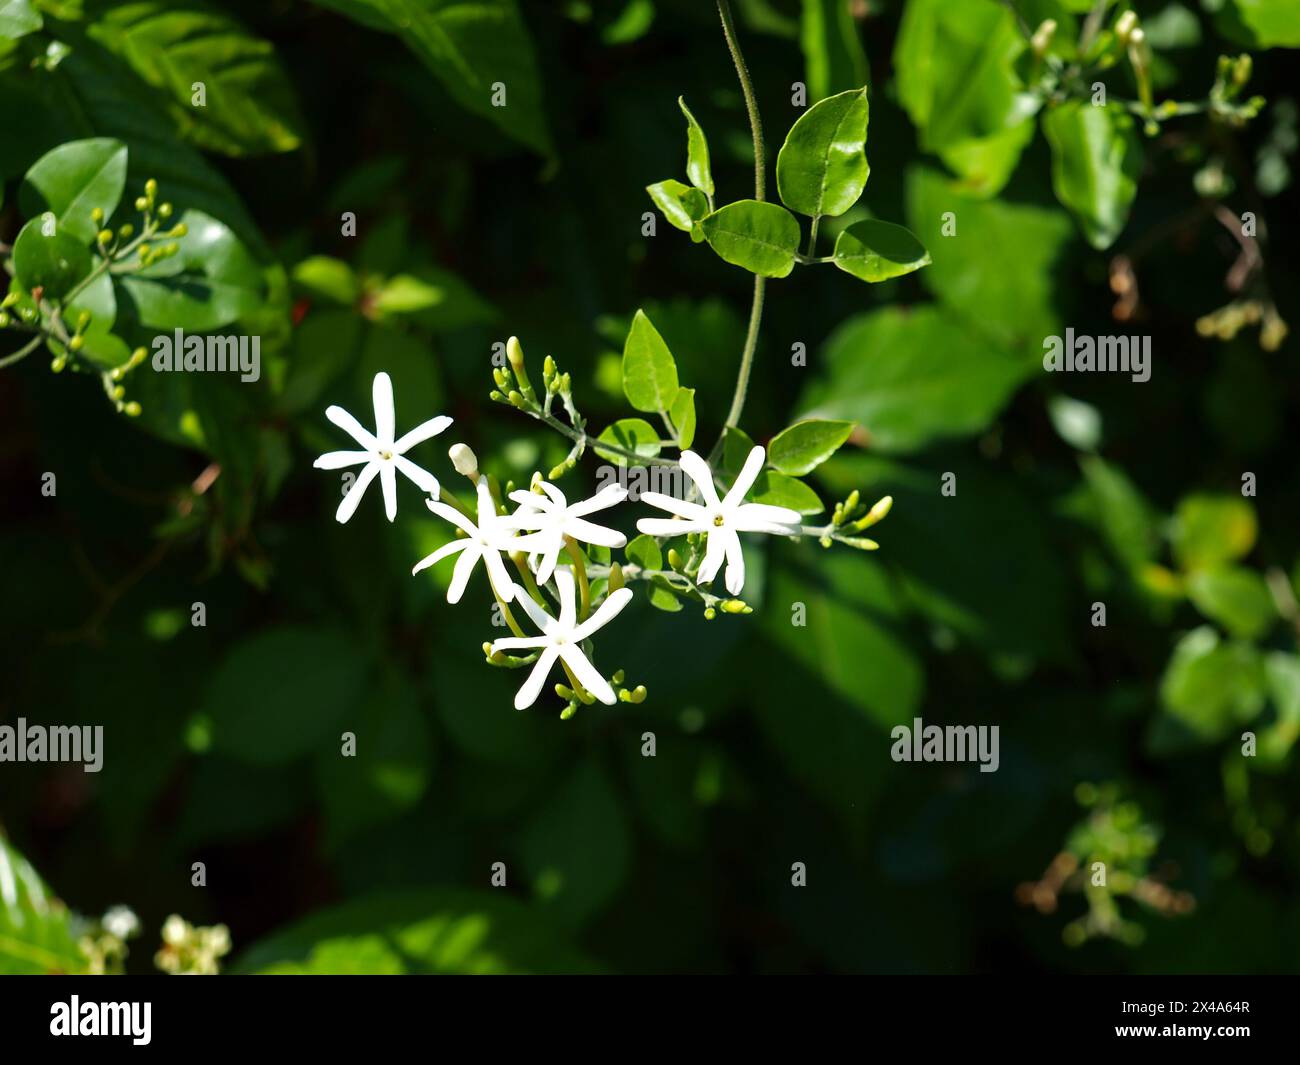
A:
720,598,751,614
0,293,17,308
112,384,125,400
492,367,509,389
130,347,147,366
629,685,647,704
134,197,148,212
91,207,104,225
170,223,187,238
124,401,142,417
489,389,505,403
76,310,91,331
608,562,624,591
560,702,578,720
118,224,134,239
703,606,716,620
0,312,8,329
98,229,114,246
144,178,158,199
612,669,625,686
666,548,683,570
51,356,66,373
158,202,173,219
507,390,526,409
69,335,84,352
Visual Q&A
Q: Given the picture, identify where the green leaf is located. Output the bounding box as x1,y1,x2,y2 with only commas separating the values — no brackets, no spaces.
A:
893,0,1036,195
700,200,801,278
117,209,262,330
0,838,87,974
621,308,679,414
768,419,854,476
1171,494,1257,572
84,0,305,156
292,255,358,305
800,305,1034,453
235,889,599,974
0,0,41,39
776,87,869,218
625,533,662,571
647,578,685,612
12,215,93,299
1043,100,1142,250
1259,652,1300,763
18,137,126,242
1187,566,1276,640
800,0,867,102
518,760,630,927
311,0,553,157
1154,626,1266,752
831,219,930,282
669,386,696,448
1228,0,1300,47
595,417,661,466
202,626,371,766
1079,455,1160,571
677,96,713,198
646,179,708,235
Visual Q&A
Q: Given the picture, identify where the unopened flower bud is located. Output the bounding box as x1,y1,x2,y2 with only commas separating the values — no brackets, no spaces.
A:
608,562,624,591
124,401,142,417
91,207,104,225
449,442,479,479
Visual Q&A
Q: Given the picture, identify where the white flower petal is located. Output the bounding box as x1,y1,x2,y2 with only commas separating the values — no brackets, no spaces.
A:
723,445,767,507
572,587,633,643
380,462,398,522
732,501,801,529
394,454,441,498
372,371,395,446
639,492,708,520
532,543,562,586
326,405,379,451
723,530,745,595
335,461,379,523
553,567,578,630
446,545,481,604
636,517,703,537
696,529,729,586
568,482,627,516
393,414,453,454
425,498,478,536
412,538,468,575
539,482,567,508
559,645,616,705
514,588,556,634
482,548,517,603
515,646,559,710
562,517,626,549
313,450,370,470
490,636,548,652
677,450,720,508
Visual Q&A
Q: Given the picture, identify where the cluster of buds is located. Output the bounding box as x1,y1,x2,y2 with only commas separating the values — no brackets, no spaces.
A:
0,289,37,329
490,336,586,480
1196,299,1288,351
154,914,231,975
1209,53,1266,126
94,179,188,266
820,490,892,550
76,905,141,975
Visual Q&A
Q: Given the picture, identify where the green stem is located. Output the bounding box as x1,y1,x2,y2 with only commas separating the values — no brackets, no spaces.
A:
531,406,678,467
0,333,45,368
564,538,591,619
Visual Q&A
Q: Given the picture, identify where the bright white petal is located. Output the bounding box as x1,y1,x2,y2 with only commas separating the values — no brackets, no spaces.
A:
696,530,728,586
514,589,556,634
446,545,481,604
393,414,453,454
425,498,478,536
559,645,616,706
539,482,567,508
636,517,704,538
568,482,627,516
334,461,379,523
723,445,766,507
490,636,548,652
553,567,578,630
723,530,745,595
572,587,633,642
394,455,440,498
677,450,720,508
514,647,559,710
380,462,398,522
411,538,468,575
326,405,379,450
482,548,517,603
507,490,552,517
639,492,709,520
562,517,626,549
372,372,395,446
313,450,370,470
474,478,498,522
532,543,562,586
732,502,801,529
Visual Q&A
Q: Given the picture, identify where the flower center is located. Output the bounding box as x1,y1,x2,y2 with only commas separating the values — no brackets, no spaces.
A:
379,449,394,460
713,514,725,527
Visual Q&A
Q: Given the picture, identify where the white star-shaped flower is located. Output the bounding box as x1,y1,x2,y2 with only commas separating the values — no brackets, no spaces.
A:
314,371,451,523
414,478,547,604
636,446,800,595
489,567,633,709
507,481,629,585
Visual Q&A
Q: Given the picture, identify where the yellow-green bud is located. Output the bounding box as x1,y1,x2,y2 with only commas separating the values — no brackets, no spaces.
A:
609,562,624,591
720,598,751,614
1115,10,1138,45
1,293,17,308
144,178,158,198
134,197,148,212
69,335,84,352
112,384,125,400
76,310,91,331
91,207,104,225
158,202,173,219
703,607,716,620
98,229,113,246
507,390,526,409
124,401,142,417
51,356,66,373
666,548,683,570
118,224,134,239
0,313,8,329
629,685,647,704
171,223,187,238
130,347,147,366
506,335,526,374
492,367,509,389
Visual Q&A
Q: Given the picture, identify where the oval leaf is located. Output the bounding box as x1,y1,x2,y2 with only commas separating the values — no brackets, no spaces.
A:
768,419,855,476
646,179,708,234
12,215,93,300
622,309,680,414
832,219,930,282
595,417,661,466
678,96,713,198
776,87,869,218
1042,100,1142,250
19,137,127,242
700,200,801,278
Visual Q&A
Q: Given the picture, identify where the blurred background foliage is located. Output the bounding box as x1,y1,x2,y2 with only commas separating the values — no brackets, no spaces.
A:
0,0,1297,973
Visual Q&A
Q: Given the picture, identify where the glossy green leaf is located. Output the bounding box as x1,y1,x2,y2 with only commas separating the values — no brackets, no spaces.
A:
831,218,930,282
622,308,679,414
646,179,708,235
669,386,696,448
84,0,305,156
1154,626,1266,752
292,255,359,305
117,209,262,330
235,889,599,974
768,419,854,476
0,838,87,974
18,137,126,242
202,626,371,766
311,0,553,156
12,215,93,299
595,417,661,466
625,533,662,572
1229,0,1300,47
677,96,713,197
700,200,801,278
1043,100,1143,250
800,0,867,102
0,0,41,39
776,87,869,218
1187,566,1276,639
800,305,1033,453
1171,494,1257,572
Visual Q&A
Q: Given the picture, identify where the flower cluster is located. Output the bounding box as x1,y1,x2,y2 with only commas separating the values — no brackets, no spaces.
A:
313,360,871,716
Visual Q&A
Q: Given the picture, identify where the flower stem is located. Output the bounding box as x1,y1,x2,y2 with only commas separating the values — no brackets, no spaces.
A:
714,0,768,452
564,537,591,619
493,591,527,639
